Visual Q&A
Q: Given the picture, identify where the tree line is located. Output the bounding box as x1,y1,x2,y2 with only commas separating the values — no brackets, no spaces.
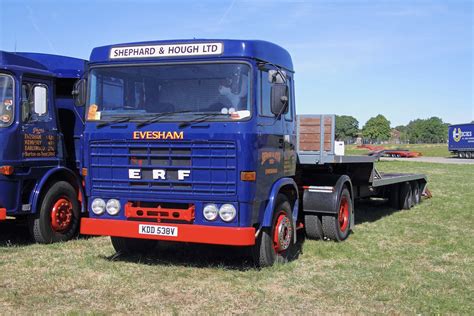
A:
335,114,452,144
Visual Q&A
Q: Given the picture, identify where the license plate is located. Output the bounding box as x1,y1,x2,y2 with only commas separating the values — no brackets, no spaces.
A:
138,224,178,237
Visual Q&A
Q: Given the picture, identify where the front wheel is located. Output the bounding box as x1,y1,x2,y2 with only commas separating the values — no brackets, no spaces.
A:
29,181,80,243
253,194,295,267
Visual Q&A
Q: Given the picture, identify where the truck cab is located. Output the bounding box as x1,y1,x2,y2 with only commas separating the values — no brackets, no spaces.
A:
79,40,298,263
79,39,427,266
0,51,86,243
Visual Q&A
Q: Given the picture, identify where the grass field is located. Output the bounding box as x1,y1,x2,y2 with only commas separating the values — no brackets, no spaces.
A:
346,143,450,157
0,161,473,314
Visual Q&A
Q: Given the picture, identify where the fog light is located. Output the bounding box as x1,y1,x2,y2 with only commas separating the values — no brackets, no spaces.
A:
91,198,106,215
203,204,218,221
106,199,121,215
219,204,236,222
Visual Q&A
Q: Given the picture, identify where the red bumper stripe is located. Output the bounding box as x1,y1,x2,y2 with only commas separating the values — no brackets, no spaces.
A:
80,218,256,246
0,208,6,220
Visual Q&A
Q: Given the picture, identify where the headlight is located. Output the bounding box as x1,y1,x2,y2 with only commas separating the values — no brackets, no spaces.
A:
203,204,219,221
106,199,121,215
91,198,106,215
219,204,236,222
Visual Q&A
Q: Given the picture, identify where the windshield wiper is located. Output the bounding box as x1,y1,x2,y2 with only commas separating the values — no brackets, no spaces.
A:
96,116,132,128
136,110,194,128
179,113,230,128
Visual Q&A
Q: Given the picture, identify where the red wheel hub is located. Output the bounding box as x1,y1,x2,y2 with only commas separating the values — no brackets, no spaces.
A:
50,197,73,232
273,211,293,253
338,196,349,232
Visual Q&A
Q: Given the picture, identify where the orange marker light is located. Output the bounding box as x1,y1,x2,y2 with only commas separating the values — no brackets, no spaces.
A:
81,168,88,177
0,165,14,176
240,171,256,182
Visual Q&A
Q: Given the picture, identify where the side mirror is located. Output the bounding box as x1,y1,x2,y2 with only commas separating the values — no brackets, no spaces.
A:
72,79,87,107
271,84,289,116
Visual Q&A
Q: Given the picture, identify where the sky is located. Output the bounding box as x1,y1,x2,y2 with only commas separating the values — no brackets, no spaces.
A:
0,0,472,127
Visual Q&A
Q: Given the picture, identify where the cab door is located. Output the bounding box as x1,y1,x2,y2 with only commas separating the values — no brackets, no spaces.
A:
20,77,60,167
256,69,285,202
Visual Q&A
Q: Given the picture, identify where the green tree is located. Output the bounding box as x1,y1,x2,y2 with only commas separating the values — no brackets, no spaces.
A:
362,114,391,143
394,125,408,143
406,117,448,143
335,115,359,141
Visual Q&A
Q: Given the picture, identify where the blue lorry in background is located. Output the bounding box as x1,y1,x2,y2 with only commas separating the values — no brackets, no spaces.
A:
0,51,86,243
77,39,428,266
448,123,474,159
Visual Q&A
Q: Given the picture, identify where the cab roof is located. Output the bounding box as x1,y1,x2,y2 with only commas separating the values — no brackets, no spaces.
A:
90,39,294,72
0,51,86,78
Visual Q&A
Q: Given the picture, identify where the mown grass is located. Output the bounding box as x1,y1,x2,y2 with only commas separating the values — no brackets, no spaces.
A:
0,161,472,314
346,143,450,157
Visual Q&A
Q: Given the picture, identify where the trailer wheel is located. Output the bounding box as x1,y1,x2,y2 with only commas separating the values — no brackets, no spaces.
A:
29,181,80,243
411,181,421,205
111,237,157,255
459,152,466,158
253,194,294,267
389,184,400,209
466,152,472,159
399,182,413,210
304,214,323,240
322,188,352,241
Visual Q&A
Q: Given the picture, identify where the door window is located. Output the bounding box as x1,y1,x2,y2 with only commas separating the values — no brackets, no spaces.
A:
22,83,50,122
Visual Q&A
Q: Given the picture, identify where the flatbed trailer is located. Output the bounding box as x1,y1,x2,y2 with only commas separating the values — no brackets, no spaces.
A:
295,115,426,241
77,39,428,267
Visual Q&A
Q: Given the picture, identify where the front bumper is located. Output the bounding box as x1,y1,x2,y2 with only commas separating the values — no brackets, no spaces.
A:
0,208,5,220
80,218,256,246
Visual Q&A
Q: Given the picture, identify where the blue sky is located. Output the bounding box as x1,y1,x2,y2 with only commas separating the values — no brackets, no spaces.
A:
0,0,472,126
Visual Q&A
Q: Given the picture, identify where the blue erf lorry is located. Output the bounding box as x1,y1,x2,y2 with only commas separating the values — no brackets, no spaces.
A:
448,123,474,158
78,39,427,266
0,51,86,243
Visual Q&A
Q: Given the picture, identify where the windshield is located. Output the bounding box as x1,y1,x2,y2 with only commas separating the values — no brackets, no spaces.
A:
86,63,251,122
0,74,14,127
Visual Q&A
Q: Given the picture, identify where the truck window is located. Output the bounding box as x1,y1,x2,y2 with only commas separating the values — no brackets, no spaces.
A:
284,77,293,121
0,74,14,127
22,83,50,123
86,63,251,122
260,71,273,117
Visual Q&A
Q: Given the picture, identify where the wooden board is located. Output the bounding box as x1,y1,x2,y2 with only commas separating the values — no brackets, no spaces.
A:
298,115,334,152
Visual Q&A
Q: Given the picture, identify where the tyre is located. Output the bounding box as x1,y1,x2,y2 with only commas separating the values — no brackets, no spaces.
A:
111,237,157,255
389,184,400,209
321,187,352,241
304,213,323,240
411,181,421,205
459,152,466,158
466,152,472,159
399,182,413,210
29,181,80,243
253,194,294,267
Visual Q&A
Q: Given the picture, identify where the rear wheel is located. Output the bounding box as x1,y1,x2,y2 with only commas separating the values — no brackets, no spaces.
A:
304,214,323,240
411,181,421,205
253,194,294,267
29,181,80,243
459,152,466,158
111,237,157,255
322,188,352,241
389,184,400,209
400,182,413,210
466,152,472,159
